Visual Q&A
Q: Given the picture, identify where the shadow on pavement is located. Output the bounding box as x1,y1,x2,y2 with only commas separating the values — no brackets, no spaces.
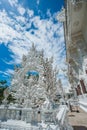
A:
73,126,87,130
68,114,75,117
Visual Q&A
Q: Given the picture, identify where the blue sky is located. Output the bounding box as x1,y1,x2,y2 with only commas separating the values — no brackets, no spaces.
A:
0,0,68,86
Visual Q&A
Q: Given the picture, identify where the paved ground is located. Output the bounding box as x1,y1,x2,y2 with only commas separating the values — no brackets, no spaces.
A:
68,107,87,130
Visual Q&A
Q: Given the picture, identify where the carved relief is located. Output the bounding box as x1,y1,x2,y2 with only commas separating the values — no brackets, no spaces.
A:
73,3,82,12
72,31,83,44
73,21,79,26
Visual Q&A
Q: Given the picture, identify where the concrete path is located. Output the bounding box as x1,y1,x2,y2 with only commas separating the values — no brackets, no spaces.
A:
68,108,87,130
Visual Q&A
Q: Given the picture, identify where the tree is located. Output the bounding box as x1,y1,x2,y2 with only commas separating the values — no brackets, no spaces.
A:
7,94,16,104
0,80,8,87
0,80,15,104
0,80,8,104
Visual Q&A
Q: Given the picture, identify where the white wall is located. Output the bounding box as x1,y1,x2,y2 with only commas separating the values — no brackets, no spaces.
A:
83,4,87,44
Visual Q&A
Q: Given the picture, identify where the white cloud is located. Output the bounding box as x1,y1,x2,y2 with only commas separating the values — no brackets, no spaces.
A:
8,0,25,16
0,9,65,69
17,6,25,15
37,0,40,5
15,16,26,24
46,9,51,17
0,23,22,44
6,69,14,75
0,69,14,76
27,9,34,18
0,3,67,86
0,71,3,74
8,0,18,7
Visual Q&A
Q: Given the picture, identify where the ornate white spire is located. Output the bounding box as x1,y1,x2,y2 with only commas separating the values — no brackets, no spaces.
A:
57,8,65,22
11,45,59,107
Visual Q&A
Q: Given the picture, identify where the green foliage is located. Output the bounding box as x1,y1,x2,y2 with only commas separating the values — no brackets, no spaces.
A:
0,79,15,104
0,87,6,104
7,94,16,104
0,80,8,104
0,80,8,88
0,80,7,84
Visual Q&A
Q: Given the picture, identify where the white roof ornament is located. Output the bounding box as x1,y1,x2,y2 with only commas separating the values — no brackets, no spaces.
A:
57,8,65,22
71,0,86,5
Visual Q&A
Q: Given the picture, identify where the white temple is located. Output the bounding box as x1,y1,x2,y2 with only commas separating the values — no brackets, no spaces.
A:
0,44,72,130
11,44,58,108
57,0,87,112
1,0,87,129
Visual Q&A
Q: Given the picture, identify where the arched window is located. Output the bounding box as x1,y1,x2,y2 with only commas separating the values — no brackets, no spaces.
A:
25,70,39,81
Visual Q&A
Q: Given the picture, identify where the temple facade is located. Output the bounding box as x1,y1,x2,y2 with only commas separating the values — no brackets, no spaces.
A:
63,0,87,97
57,0,87,111
57,0,87,112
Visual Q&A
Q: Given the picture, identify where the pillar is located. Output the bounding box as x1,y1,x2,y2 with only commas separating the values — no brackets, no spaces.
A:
38,111,41,122
80,79,87,93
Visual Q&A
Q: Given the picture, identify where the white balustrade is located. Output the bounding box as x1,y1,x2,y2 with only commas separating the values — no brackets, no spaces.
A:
78,94,87,112
0,105,73,130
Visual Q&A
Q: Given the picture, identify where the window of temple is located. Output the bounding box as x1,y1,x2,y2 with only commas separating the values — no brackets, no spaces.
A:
76,84,82,95
25,70,39,81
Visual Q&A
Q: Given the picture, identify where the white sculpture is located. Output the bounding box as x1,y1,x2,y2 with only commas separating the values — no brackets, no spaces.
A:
11,44,58,108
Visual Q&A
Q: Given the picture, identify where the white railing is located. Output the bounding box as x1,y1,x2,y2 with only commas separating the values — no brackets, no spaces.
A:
0,121,59,130
0,105,73,130
0,124,39,130
78,94,87,112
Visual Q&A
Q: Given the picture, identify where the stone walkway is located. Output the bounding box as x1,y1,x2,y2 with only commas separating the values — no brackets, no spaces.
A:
68,107,87,130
